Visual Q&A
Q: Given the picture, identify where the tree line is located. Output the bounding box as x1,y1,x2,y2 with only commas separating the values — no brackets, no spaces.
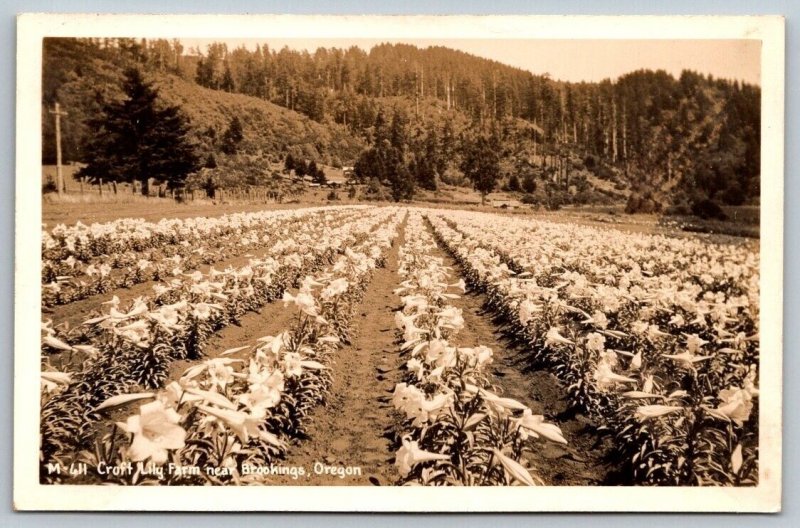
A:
43,37,760,206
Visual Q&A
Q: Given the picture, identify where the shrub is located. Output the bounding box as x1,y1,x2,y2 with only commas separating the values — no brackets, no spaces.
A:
665,202,692,216
42,180,58,194
364,178,390,201
596,163,616,181
574,189,614,206
625,192,662,214
546,192,568,211
691,198,728,220
521,173,537,194
718,183,746,206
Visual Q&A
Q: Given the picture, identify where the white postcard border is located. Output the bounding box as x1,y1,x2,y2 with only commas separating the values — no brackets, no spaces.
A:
14,13,784,512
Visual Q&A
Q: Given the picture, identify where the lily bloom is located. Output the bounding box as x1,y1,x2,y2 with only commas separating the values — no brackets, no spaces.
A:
593,362,637,392
713,387,754,426
117,400,186,464
545,327,574,347
282,291,319,317
513,409,568,444
662,350,713,369
41,370,72,393
634,404,684,421
492,448,538,486
395,435,450,478
197,405,262,445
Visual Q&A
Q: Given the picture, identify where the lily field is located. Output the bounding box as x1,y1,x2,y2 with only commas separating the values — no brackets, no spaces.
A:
39,205,759,486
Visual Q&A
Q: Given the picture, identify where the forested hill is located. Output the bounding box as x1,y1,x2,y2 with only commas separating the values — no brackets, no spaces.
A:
42,38,760,208
42,39,364,171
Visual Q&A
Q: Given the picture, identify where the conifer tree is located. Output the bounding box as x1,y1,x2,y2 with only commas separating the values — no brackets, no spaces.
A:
221,115,244,155
78,67,199,195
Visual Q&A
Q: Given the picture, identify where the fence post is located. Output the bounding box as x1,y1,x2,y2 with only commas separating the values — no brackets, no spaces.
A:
99,177,103,196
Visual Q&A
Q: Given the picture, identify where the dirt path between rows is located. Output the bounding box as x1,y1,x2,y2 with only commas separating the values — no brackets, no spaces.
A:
263,219,407,486
428,225,614,486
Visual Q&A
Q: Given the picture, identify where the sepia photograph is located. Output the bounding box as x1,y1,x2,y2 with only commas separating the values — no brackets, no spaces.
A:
14,13,784,511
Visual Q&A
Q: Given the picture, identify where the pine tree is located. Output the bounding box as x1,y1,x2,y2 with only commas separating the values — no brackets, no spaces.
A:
220,115,244,155
284,153,296,173
78,67,199,195
309,161,327,185
388,156,415,201
413,156,436,191
294,159,308,177
461,134,500,204
220,64,235,92
195,57,215,88
521,173,537,194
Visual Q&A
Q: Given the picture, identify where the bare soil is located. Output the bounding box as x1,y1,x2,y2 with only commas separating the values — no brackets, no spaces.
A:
164,294,299,388
263,221,407,486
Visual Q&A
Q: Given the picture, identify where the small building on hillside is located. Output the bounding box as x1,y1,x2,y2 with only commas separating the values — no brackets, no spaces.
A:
323,166,348,188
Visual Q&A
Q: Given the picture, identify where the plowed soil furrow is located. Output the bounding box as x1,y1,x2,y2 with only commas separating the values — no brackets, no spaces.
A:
263,223,407,486
427,227,614,486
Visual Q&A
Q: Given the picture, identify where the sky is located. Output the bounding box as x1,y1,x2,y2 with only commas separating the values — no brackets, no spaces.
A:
181,38,761,85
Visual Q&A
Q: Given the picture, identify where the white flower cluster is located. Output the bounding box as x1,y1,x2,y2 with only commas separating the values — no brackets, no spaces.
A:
82,209,404,479
391,212,566,486
426,208,759,485
42,206,370,306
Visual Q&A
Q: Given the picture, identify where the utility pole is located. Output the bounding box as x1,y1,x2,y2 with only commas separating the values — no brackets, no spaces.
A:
49,102,68,195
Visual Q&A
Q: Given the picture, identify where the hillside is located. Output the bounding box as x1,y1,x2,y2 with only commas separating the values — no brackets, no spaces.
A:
187,40,760,208
42,38,364,169
42,38,760,212
152,74,364,167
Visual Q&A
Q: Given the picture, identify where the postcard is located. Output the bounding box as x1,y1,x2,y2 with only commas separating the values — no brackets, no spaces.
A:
15,13,783,511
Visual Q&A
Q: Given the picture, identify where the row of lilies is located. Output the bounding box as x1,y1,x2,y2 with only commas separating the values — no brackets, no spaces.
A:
42,206,368,306
426,209,759,486
53,209,403,485
391,211,568,486
44,205,370,263
40,207,394,479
